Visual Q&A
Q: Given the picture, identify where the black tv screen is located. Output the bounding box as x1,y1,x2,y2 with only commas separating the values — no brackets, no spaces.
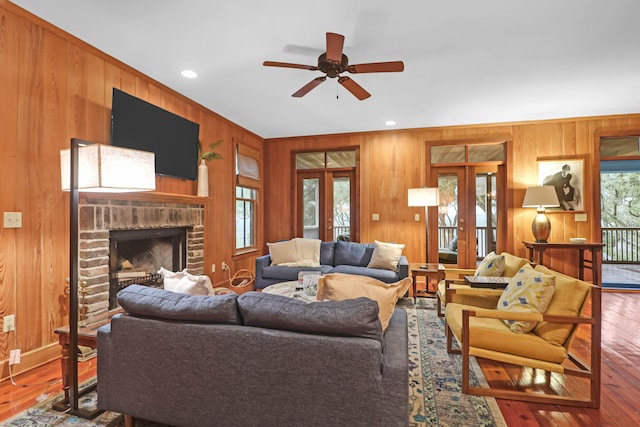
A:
110,88,200,180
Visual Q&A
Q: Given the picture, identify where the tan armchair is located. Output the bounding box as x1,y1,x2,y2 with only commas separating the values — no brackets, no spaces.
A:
444,265,601,407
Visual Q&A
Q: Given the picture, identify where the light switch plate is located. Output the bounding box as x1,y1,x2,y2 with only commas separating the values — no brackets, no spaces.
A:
3,212,22,228
575,213,587,222
372,213,380,221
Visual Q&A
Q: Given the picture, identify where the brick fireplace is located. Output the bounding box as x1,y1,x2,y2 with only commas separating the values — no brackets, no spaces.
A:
77,196,204,321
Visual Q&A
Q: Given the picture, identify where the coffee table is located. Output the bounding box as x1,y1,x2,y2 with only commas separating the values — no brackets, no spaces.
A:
262,281,318,303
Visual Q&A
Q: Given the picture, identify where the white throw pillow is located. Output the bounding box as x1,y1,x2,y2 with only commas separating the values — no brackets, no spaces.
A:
497,265,556,333
267,239,299,265
293,237,321,267
159,267,214,296
367,240,404,271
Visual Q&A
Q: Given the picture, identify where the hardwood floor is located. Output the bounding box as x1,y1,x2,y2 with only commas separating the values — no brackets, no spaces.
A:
0,291,637,426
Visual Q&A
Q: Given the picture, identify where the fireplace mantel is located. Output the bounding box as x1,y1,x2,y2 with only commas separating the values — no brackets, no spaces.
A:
81,191,207,204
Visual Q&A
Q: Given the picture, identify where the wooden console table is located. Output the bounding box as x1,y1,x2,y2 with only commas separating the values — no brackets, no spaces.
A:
522,241,604,286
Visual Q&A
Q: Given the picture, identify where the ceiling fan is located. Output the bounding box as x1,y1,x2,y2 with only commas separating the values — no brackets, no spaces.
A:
263,32,404,100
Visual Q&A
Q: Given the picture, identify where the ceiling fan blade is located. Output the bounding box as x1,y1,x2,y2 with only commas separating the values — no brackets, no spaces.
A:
338,76,371,100
292,76,326,97
348,61,405,74
325,32,345,63
263,61,319,71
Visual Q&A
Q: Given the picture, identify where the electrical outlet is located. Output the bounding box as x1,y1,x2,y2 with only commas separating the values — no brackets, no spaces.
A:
221,262,229,271
3,314,15,333
211,263,216,273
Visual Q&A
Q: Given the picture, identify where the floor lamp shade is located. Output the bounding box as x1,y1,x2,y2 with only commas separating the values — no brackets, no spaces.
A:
522,185,560,243
61,143,156,192
408,187,439,207
58,139,155,418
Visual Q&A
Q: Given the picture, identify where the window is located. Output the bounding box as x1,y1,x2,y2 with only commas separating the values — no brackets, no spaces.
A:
235,142,260,252
236,186,256,250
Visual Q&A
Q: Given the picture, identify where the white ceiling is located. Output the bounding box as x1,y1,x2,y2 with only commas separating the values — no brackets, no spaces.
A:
10,0,640,139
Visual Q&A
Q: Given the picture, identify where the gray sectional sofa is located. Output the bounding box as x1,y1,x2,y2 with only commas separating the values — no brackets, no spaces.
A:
97,285,409,427
256,240,409,289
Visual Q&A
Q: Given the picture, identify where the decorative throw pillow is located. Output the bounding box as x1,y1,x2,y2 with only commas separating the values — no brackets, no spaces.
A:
367,240,405,271
159,267,214,296
496,265,556,333
316,273,411,331
267,239,298,265
293,237,321,267
474,251,506,277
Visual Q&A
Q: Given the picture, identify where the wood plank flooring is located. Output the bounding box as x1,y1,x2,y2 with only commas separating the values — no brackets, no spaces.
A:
0,291,637,426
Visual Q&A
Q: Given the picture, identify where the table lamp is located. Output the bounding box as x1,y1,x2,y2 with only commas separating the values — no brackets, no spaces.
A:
59,139,155,417
522,185,560,243
408,187,440,264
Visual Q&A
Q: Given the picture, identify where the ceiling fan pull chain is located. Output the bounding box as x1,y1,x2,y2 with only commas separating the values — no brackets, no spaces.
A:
336,81,339,99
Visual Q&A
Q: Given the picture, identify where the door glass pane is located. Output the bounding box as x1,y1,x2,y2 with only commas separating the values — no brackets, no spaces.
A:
333,177,351,241
297,152,325,169
327,150,356,168
303,178,320,238
469,144,505,162
431,146,465,164
475,173,498,260
437,174,458,264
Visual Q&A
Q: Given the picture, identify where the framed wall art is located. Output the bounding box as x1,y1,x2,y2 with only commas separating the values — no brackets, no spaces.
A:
537,158,585,211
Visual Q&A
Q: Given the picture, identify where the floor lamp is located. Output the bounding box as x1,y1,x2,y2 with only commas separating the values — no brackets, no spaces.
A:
408,187,440,266
59,139,155,417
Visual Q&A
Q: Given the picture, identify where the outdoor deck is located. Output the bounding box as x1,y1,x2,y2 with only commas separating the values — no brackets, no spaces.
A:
603,263,640,289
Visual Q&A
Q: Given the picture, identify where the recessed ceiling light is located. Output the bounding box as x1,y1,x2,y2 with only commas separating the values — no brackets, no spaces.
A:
181,69,198,79
385,120,396,126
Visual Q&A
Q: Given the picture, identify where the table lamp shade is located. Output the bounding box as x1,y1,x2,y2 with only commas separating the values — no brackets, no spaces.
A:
61,144,156,192
408,187,439,207
522,185,560,208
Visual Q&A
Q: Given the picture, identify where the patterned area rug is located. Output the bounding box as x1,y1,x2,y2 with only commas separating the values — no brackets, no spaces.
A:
400,297,507,427
7,298,505,427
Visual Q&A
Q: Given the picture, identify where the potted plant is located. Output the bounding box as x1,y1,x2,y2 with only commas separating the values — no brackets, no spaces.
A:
197,140,223,197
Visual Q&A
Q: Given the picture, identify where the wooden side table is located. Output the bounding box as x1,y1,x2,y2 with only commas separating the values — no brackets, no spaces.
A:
53,308,122,417
410,263,444,300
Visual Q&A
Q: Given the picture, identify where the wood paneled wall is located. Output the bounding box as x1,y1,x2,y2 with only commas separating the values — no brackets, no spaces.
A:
264,117,640,281
0,2,262,375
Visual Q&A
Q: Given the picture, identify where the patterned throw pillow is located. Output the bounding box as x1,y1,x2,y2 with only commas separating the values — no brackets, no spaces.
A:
474,251,506,277
496,265,556,333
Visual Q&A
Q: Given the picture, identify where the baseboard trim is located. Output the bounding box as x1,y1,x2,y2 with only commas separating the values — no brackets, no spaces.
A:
0,343,60,382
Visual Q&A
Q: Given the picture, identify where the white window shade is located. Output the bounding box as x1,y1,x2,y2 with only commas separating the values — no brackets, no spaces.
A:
60,144,156,192
236,144,260,188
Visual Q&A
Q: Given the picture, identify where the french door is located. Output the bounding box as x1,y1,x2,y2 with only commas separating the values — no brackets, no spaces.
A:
430,165,502,268
296,170,356,242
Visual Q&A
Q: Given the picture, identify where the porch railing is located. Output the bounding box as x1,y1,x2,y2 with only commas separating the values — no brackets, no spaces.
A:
602,227,640,263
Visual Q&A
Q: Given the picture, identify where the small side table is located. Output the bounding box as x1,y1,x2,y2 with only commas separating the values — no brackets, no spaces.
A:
410,263,444,300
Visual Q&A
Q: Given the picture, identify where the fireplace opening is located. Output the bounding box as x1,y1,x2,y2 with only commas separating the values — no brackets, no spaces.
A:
109,227,186,309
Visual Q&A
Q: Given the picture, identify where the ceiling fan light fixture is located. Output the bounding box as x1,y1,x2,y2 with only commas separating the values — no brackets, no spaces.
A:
181,69,198,79
385,120,396,126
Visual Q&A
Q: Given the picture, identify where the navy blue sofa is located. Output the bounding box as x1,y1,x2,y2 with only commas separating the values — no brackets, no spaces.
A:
255,240,409,289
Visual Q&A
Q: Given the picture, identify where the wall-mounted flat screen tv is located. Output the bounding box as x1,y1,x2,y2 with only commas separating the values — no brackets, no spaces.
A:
110,88,200,180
